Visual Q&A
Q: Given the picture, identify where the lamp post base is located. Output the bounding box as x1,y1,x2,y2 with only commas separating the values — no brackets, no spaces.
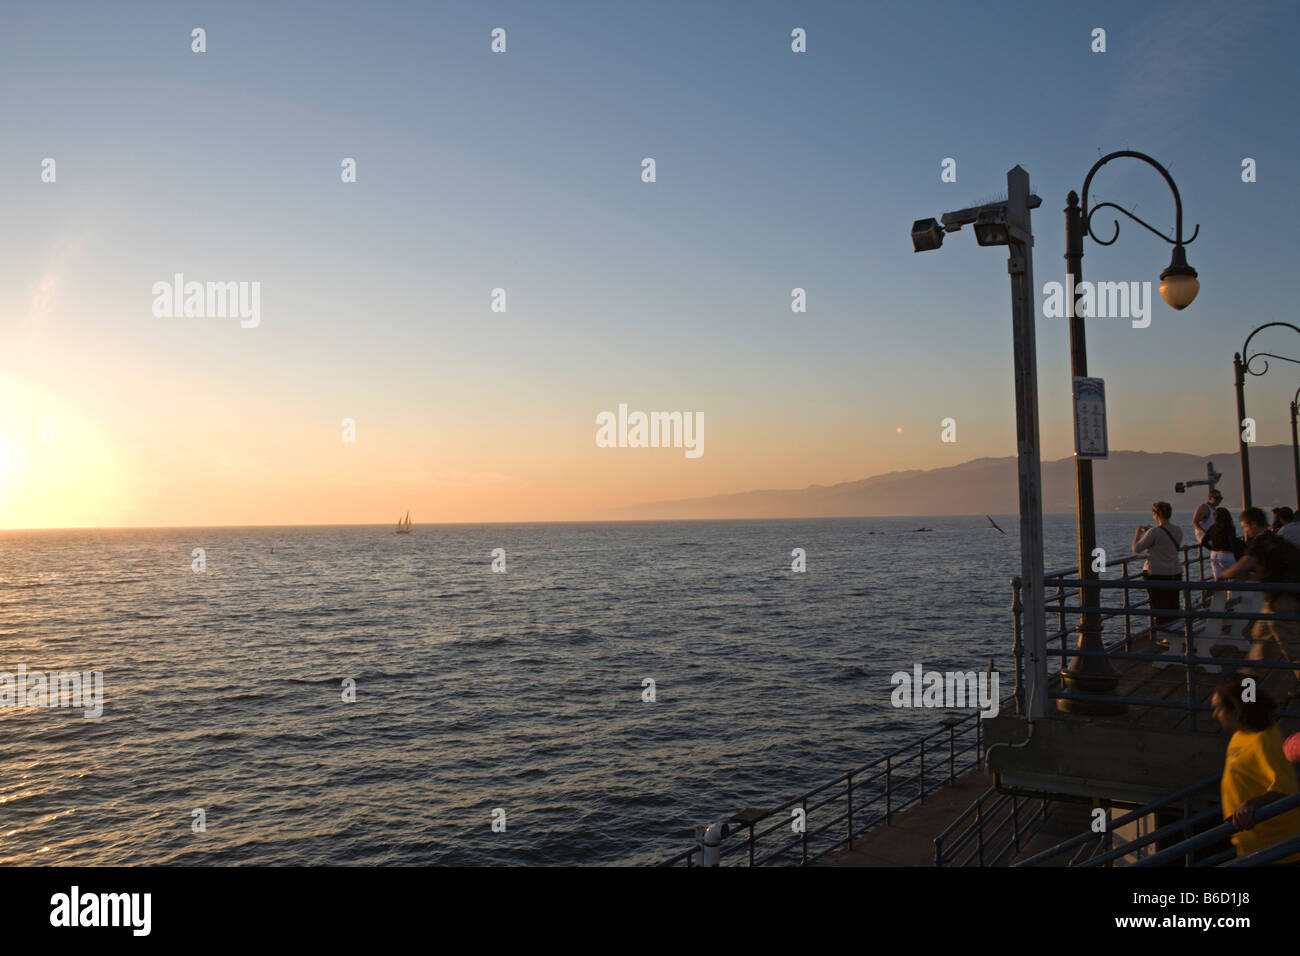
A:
1056,689,1128,716
1057,633,1127,715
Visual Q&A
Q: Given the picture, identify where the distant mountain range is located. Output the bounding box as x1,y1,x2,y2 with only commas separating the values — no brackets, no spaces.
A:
612,445,1299,519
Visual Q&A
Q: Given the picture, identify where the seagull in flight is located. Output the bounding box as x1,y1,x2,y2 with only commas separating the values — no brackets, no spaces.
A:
986,515,1007,535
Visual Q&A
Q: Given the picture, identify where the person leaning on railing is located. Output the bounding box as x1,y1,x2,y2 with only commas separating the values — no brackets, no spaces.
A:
1220,507,1300,695
1212,679,1300,864
1133,501,1184,630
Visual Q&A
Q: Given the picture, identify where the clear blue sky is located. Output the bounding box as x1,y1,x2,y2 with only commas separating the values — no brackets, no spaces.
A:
2,0,1298,525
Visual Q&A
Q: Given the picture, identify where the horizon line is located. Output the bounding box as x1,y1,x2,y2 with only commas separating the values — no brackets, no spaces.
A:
0,510,1204,533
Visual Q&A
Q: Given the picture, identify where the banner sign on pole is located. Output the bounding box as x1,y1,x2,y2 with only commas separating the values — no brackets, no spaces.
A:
1073,376,1108,460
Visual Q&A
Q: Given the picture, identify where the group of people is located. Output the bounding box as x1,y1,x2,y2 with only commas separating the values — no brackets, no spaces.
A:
1130,489,1300,861
1133,489,1300,665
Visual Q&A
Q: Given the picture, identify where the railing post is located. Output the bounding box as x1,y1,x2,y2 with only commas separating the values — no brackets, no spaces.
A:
976,714,983,771
1012,794,1021,851
846,774,854,850
1198,546,1209,606
800,797,808,865
1122,558,1133,646
920,738,926,802
1012,577,1025,716
1184,577,1197,732
885,755,892,824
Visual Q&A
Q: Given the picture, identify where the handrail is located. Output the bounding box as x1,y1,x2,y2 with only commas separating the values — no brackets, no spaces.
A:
659,700,1001,866
1132,789,1300,867
1016,544,1300,728
935,785,1050,866
1043,541,1211,581
1080,805,1224,867
1224,828,1300,866
1014,773,1219,867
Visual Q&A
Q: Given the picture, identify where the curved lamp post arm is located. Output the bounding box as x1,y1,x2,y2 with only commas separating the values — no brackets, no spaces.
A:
1080,150,1200,248
1241,322,1300,378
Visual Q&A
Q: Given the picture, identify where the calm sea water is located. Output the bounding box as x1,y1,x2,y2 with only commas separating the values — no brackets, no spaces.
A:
0,512,1165,866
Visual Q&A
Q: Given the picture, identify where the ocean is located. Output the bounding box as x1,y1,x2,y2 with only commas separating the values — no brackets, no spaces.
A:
0,511,1179,865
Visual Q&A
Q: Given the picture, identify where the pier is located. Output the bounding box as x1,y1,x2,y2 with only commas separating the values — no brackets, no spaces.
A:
661,542,1300,867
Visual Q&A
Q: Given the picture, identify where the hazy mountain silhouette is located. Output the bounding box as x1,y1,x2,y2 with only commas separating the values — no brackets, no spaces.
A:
612,446,1298,519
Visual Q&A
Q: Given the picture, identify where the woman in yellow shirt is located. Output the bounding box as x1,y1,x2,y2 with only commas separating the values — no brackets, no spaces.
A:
1212,678,1300,862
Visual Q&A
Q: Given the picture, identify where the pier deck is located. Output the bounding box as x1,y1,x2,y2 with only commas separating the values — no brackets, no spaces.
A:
820,769,987,866
822,623,1300,867
985,626,1300,805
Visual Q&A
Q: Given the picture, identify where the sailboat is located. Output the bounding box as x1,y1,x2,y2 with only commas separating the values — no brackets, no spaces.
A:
395,511,413,534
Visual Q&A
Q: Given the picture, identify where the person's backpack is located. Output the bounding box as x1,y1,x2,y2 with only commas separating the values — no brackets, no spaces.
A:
1254,531,1300,588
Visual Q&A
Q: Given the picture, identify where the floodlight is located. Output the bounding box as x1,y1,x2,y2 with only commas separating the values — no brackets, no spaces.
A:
973,209,1011,246
911,218,944,253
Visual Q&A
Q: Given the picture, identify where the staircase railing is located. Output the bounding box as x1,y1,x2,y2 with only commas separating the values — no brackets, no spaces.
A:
1014,773,1219,867
1014,774,1300,866
934,785,1050,866
1133,789,1300,867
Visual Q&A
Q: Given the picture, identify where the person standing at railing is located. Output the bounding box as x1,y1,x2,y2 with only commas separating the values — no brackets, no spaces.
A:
1133,501,1184,630
1221,508,1300,694
1276,507,1300,549
1211,680,1300,863
1193,489,1224,544
1201,508,1244,636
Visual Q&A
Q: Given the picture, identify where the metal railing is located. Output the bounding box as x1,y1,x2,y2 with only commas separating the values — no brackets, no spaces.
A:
1012,542,1300,724
934,785,1051,866
1134,789,1300,866
1014,775,1300,867
658,705,1000,866
1015,773,1220,867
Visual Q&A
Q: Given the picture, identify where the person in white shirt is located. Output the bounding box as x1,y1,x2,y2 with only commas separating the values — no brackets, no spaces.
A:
1134,501,1184,629
1193,489,1223,543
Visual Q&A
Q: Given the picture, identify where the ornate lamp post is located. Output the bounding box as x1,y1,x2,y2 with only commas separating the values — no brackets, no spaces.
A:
1060,151,1200,715
1292,385,1300,512
1234,322,1300,508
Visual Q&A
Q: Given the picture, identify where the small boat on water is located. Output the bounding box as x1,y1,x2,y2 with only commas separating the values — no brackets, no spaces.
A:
395,511,412,534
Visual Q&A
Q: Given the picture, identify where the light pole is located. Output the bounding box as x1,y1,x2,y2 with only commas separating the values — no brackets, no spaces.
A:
1234,322,1300,508
1061,151,1200,715
1291,386,1300,512
912,166,1049,718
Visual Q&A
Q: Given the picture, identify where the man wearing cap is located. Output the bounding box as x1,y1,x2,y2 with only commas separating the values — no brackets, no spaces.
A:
1193,489,1223,543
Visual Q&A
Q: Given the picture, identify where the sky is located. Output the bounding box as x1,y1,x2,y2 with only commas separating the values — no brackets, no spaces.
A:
2,0,1298,528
